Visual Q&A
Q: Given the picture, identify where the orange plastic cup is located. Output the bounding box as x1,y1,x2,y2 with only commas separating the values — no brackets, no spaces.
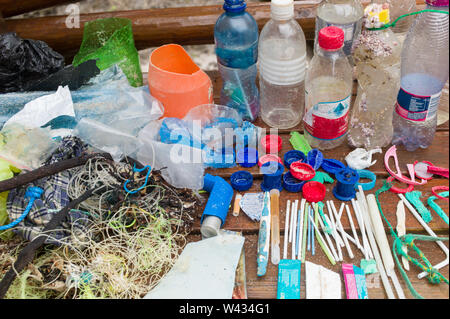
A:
148,44,213,119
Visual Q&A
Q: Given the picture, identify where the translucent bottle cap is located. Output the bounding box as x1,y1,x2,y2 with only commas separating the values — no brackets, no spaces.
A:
224,0,247,12
426,0,449,7
271,0,294,20
318,26,344,51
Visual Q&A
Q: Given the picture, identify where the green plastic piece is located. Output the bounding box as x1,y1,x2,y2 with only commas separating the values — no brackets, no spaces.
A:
310,171,334,184
360,259,378,275
73,17,143,87
405,191,432,223
289,132,312,155
0,159,18,240
428,192,449,225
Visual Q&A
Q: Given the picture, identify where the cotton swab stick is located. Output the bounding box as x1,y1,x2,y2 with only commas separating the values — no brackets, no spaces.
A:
307,206,311,252
326,201,344,248
346,204,363,251
366,193,405,299
295,200,302,258
317,209,339,262
357,193,396,299
355,195,375,259
398,193,449,279
324,212,343,261
297,199,306,260
291,201,298,259
283,200,291,259
310,206,315,256
311,205,336,265
352,199,370,260
301,203,308,262
289,200,295,243
330,200,354,259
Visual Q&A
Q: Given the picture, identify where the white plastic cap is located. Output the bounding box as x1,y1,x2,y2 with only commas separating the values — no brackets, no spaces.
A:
271,0,294,20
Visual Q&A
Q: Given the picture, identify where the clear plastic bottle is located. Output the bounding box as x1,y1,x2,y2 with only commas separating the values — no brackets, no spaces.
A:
259,0,307,129
315,0,364,57
304,26,353,150
348,3,402,149
214,0,260,121
392,0,449,152
388,0,417,40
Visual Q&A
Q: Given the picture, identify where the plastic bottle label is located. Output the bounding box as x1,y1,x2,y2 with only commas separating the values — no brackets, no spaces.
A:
303,95,351,140
395,87,442,121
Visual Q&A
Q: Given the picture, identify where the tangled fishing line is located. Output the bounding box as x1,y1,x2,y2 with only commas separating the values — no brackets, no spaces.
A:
1,157,200,299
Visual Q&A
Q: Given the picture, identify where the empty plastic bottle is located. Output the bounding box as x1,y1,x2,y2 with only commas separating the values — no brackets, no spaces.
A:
304,26,353,150
392,0,449,152
259,0,307,129
315,0,364,57
214,0,260,121
388,0,417,40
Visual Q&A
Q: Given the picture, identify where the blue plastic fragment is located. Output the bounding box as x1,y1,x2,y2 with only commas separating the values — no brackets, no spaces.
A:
321,158,346,175
260,161,284,192
356,169,377,191
236,147,258,168
230,171,253,191
307,149,324,170
333,167,359,201
282,171,306,193
283,150,307,169
201,174,234,226
205,147,236,168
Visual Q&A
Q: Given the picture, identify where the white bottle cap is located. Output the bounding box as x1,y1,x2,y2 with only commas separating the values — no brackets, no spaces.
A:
271,0,295,20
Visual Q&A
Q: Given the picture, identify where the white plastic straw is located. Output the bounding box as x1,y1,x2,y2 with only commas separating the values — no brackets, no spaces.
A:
283,200,291,259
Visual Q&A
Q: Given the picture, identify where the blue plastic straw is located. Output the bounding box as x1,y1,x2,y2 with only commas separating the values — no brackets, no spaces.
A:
295,204,302,258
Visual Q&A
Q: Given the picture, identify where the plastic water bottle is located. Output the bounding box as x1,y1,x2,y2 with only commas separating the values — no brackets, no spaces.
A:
259,0,307,129
315,0,364,57
304,26,353,150
392,0,449,152
214,0,260,121
388,0,417,40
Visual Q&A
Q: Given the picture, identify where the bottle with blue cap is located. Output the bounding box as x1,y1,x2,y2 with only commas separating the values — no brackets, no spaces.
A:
215,0,260,121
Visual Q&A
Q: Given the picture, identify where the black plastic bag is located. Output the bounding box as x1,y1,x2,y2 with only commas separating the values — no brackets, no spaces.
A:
0,32,65,93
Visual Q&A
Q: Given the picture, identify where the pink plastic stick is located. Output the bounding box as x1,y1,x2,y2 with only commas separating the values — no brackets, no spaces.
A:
384,146,427,186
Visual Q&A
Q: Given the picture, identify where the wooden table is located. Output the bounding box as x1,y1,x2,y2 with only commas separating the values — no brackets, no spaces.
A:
186,71,449,299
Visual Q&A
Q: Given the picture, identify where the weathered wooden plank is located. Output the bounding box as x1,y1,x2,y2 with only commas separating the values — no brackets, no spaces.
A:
193,178,449,233
0,0,76,18
187,233,449,299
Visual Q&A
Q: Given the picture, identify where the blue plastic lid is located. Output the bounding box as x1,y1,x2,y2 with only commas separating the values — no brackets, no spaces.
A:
261,161,284,192
307,149,324,170
223,0,247,12
283,150,307,169
355,169,377,191
321,158,346,175
236,147,258,168
282,172,306,193
230,171,253,191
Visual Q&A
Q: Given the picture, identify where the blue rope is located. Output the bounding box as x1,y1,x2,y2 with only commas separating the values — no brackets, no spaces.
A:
0,186,44,231
123,165,152,194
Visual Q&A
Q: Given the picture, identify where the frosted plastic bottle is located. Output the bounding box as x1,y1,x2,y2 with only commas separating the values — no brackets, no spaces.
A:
315,0,364,57
348,3,402,149
214,0,260,121
392,0,449,152
388,0,417,39
259,0,307,129
304,26,353,150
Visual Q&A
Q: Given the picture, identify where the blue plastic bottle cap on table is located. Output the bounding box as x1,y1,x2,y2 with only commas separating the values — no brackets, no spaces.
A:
230,171,254,192
260,161,284,192
333,167,360,201
321,158,346,175
307,149,324,170
236,147,258,168
283,150,307,169
282,171,306,193
355,169,377,191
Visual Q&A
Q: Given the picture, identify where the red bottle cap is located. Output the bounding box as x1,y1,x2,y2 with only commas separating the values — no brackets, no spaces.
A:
302,181,326,203
318,26,344,51
290,161,316,181
261,134,282,154
258,154,283,167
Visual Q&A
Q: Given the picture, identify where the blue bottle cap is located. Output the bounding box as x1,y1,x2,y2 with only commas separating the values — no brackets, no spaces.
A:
355,169,377,191
307,149,324,170
230,171,253,191
236,147,258,168
282,172,306,193
260,161,284,192
333,167,360,201
283,150,307,169
321,158,346,175
223,0,246,12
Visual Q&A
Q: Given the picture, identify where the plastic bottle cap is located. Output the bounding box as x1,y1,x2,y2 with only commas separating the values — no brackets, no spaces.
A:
355,169,377,191
302,181,326,203
261,161,284,192
318,26,344,51
414,161,434,180
223,0,247,12
230,171,254,192
321,158,346,175
283,150,307,169
200,216,222,238
258,154,283,167
282,171,306,193
271,0,294,20
426,0,449,7
261,134,283,154
307,149,324,170
236,147,259,168
290,161,316,181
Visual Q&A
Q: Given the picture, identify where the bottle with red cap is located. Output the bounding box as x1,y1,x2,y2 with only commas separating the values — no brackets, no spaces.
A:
303,26,353,150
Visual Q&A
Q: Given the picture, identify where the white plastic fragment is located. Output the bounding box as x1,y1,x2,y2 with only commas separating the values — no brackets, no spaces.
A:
345,148,382,170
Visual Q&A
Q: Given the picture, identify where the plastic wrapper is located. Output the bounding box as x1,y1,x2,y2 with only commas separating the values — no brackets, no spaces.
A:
72,18,143,87
0,32,64,93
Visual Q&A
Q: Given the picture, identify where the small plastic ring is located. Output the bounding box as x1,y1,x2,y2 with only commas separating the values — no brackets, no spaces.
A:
230,171,253,192
432,186,450,201
387,176,414,194
356,169,377,191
